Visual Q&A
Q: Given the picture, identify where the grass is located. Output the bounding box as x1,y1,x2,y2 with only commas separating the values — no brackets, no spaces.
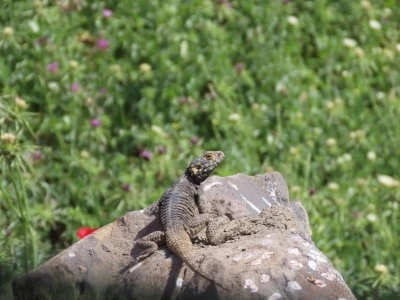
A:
1,0,399,298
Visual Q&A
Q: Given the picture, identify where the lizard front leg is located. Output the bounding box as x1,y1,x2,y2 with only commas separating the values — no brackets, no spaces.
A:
195,188,210,214
136,231,165,261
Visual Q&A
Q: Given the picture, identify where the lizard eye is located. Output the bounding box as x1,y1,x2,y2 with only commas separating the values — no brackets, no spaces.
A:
204,153,213,160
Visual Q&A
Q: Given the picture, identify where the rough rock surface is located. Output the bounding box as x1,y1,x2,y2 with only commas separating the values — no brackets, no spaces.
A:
11,172,355,300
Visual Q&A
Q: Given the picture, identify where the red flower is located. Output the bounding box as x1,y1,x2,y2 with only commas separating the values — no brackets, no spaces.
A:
76,227,98,239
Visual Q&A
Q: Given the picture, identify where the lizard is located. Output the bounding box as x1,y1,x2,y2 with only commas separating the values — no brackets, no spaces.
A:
135,150,226,288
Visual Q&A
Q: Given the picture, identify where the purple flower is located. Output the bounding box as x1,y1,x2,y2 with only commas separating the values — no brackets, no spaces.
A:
96,38,109,50
103,9,113,18
32,151,43,162
157,146,167,154
37,36,49,46
139,149,153,161
308,187,317,196
120,183,131,192
72,82,79,93
47,62,59,73
234,62,245,74
190,136,200,145
179,97,189,105
219,0,232,8
90,118,101,127
100,88,107,95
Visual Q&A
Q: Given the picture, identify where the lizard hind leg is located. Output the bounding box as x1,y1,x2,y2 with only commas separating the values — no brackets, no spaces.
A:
206,215,231,245
136,231,165,262
185,213,213,238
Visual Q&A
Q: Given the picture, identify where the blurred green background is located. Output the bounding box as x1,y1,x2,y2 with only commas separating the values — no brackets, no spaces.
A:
1,0,399,298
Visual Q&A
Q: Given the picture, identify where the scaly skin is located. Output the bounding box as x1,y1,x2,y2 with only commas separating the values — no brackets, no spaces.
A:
136,151,225,287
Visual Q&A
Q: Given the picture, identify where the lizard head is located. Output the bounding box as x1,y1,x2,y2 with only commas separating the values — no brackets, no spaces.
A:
185,151,225,184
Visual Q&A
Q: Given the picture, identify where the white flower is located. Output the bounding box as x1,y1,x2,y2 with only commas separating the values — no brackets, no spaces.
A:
343,38,357,48
0,133,16,143
139,63,152,72
291,185,301,193
28,20,40,33
289,147,298,155
327,182,339,191
287,16,299,26
326,138,337,146
151,125,167,137
350,130,366,139
361,0,371,9
326,101,335,110
313,128,322,135
228,113,240,121
377,174,399,187
376,92,385,100
15,96,28,109
396,44,400,53
355,47,365,57
367,151,377,161
3,27,14,36
369,20,382,30
375,264,388,274
180,40,189,58
366,213,377,222
80,150,90,158
343,153,352,161
253,129,261,137
267,134,274,144
337,153,352,165
69,60,79,68
341,70,350,78
383,8,392,17
275,81,288,94
47,82,60,92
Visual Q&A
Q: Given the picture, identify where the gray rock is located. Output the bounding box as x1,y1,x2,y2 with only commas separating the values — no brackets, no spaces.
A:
11,172,356,300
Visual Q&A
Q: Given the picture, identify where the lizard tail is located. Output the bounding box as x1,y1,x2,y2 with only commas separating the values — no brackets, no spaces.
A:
182,252,230,292
166,232,230,292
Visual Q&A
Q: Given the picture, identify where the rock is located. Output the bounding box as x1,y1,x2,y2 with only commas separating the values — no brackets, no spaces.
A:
11,172,355,300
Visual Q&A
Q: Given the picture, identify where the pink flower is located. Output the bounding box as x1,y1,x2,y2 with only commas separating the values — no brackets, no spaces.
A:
96,38,109,50
77,227,98,239
47,62,59,73
157,145,167,154
120,183,131,192
90,118,101,127
32,151,43,162
103,9,113,18
139,149,153,161
72,83,79,93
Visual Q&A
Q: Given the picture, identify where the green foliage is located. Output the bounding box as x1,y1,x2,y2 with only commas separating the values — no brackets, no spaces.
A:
1,0,399,297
